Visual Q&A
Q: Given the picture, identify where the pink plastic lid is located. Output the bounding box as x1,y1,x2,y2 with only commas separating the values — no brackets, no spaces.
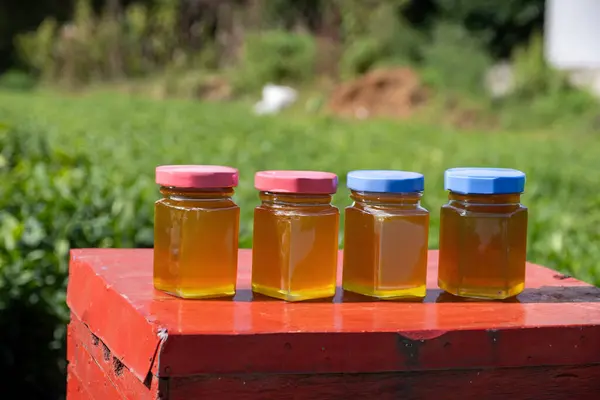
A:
156,165,239,188
255,170,338,194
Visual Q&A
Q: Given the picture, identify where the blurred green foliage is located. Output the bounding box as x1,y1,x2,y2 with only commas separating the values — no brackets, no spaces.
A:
232,30,317,93
339,2,424,78
15,0,181,87
1,0,545,73
430,0,545,59
421,22,491,96
7,0,547,94
493,32,600,131
0,116,153,399
0,69,37,91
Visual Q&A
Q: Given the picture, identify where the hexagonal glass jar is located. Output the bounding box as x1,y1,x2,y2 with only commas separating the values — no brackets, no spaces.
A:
251,171,339,301
342,170,429,299
438,168,528,299
153,165,240,299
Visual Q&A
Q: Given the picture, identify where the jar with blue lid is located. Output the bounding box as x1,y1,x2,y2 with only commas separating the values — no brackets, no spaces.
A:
438,167,528,299
342,170,430,299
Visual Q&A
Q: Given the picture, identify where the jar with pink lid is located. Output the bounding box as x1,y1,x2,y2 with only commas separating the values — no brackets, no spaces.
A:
154,165,240,299
251,170,340,301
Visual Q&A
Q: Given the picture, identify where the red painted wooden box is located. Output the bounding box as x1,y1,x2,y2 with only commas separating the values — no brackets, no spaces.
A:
66,249,600,400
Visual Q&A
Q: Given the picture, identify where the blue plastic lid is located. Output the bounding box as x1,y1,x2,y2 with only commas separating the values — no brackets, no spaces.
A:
347,170,424,193
444,168,526,194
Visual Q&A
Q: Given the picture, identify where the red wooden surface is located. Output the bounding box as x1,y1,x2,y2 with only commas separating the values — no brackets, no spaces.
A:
167,365,600,400
66,370,92,400
67,249,600,399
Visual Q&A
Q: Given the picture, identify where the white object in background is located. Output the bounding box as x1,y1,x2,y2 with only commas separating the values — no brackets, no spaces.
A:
253,84,298,115
546,0,600,98
485,61,515,99
546,0,600,68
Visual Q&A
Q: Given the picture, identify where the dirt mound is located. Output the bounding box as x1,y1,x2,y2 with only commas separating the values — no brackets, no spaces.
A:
328,68,428,120
196,77,232,101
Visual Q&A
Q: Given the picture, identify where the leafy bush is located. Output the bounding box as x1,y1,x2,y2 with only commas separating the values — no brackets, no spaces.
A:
340,1,423,78
14,17,57,79
0,121,153,399
15,0,181,87
338,10,492,95
496,32,599,130
418,0,545,58
421,22,492,95
340,38,386,77
0,70,37,91
337,0,545,78
512,33,570,99
233,30,317,93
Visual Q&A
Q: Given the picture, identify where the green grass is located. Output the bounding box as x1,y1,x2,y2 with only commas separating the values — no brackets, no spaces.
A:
1,90,599,285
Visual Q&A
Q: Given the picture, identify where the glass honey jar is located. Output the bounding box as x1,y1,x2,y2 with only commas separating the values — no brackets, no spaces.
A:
154,165,240,299
251,170,340,301
438,167,528,299
342,170,429,299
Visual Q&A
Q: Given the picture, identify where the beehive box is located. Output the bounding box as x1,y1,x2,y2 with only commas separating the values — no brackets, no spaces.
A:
66,249,600,399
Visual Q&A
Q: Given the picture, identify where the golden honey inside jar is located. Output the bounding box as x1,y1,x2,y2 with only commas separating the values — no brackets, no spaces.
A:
343,170,429,299
153,165,240,299
251,170,340,301
438,167,528,299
